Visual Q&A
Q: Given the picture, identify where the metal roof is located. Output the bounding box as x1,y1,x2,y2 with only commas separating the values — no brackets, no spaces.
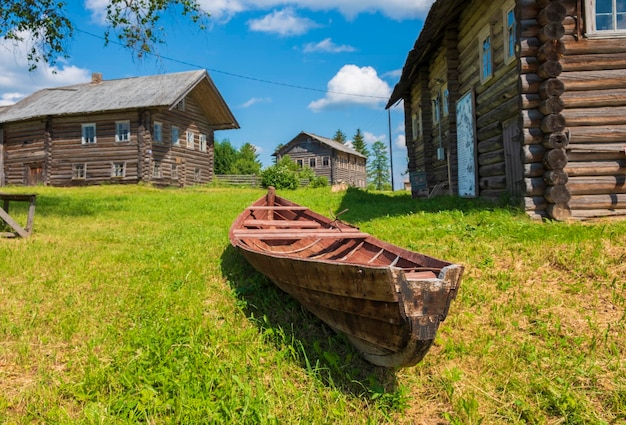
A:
0,70,239,129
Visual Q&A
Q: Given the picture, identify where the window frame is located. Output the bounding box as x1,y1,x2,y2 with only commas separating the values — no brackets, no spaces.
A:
72,163,86,179
478,26,493,83
432,96,441,124
186,130,194,150
323,156,330,167
153,162,162,178
171,126,180,146
503,3,517,64
153,121,163,143
199,133,207,152
296,159,303,168
115,120,130,142
411,108,422,140
585,0,626,37
171,164,178,180
441,84,450,117
309,157,317,168
81,123,97,145
194,167,201,182
112,162,126,178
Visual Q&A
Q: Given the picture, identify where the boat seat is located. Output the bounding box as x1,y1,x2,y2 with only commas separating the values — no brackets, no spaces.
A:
404,271,438,280
233,229,369,239
243,219,322,228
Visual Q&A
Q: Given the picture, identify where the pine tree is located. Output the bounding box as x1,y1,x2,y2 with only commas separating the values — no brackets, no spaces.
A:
367,141,391,190
332,129,347,144
351,129,369,158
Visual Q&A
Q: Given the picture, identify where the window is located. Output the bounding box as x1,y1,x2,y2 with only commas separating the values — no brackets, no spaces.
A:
411,109,422,140
115,121,130,142
199,134,207,152
442,85,450,117
171,164,178,180
153,121,163,143
153,162,162,178
479,27,493,82
73,163,86,179
176,98,185,111
171,126,180,146
194,167,201,182
432,96,441,123
323,156,330,167
81,123,96,144
309,157,316,168
296,159,303,168
112,162,125,177
586,0,626,35
186,131,194,149
504,4,517,63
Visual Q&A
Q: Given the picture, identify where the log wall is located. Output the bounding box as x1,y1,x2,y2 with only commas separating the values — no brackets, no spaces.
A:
1,91,221,188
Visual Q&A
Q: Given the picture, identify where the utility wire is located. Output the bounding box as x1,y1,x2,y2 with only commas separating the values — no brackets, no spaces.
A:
74,27,390,100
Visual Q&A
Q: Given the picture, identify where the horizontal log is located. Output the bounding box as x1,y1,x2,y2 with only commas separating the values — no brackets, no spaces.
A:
523,144,546,163
524,196,548,210
520,0,540,20
568,149,626,161
560,70,626,91
544,148,568,170
569,194,626,209
522,93,542,110
539,78,565,98
525,162,546,177
521,73,542,93
547,203,572,221
477,134,504,154
560,53,626,72
562,106,626,126
523,128,545,145
543,132,569,149
544,169,569,185
479,175,507,190
563,37,626,55
560,88,626,108
538,60,563,79
541,113,566,133
521,19,539,38
538,22,565,43
478,149,505,166
477,121,501,142
479,162,506,177
567,176,626,195
520,37,540,58
569,209,626,219
522,109,544,128
521,57,539,74
538,2,567,26
524,177,546,196
545,184,572,203
538,40,565,62
567,125,626,143
476,97,519,128
565,159,626,176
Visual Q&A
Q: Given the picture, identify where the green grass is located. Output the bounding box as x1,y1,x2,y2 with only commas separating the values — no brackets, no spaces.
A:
0,184,625,424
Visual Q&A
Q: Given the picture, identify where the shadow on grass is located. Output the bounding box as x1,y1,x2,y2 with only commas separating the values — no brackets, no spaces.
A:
335,187,517,224
220,244,400,399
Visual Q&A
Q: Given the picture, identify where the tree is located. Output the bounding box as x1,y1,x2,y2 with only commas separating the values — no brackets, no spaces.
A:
231,143,262,175
332,129,347,144
351,129,369,158
1,1,209,70
213,139,238,174
260,156,301,190
367,141,391,190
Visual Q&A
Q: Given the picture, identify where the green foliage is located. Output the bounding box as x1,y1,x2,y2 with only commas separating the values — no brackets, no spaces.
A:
309,176,329,188
260,156,300,189
332,129,347,144
1,0,209,69
367,140,391,190
351,129,369,158
215,140,262,175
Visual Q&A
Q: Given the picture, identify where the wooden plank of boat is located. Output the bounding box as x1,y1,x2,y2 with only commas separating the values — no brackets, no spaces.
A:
229,188,464,368
242,219,322,228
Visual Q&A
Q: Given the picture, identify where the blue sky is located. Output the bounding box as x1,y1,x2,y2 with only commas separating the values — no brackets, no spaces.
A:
0,0,434,188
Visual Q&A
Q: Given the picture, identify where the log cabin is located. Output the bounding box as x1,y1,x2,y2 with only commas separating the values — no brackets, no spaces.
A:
387,0,626,220
0,70,239,187
274,131,367,188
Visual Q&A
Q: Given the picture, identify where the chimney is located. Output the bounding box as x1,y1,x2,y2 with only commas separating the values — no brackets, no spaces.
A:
91,72,103,84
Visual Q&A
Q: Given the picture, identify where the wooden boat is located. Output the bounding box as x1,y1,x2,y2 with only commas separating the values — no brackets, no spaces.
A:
229,188,463,368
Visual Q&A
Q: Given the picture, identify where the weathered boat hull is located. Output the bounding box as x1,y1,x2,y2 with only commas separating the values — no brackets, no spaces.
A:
229,189,463,368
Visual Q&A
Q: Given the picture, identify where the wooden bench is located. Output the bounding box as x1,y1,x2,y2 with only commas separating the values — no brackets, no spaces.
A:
0,193,37,238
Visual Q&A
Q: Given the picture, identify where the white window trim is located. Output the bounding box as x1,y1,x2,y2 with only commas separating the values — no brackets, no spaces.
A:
171,164,178,179
585,0,626,37
194,167,201,182
153,121,163,143
115,121,130,142
199,134,207,152
442,84,450,117
432,96,441,123
503,2,517,64
186,131,194,149
411,108,422,140
111,162,126,178
81,123,96,145
73,163,86,179
153,162,162,178
171,126,180,146
478,26,494,83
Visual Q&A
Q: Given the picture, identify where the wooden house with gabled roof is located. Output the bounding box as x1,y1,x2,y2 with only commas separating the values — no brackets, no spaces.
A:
274,131,367,188
387,0,626,220
0,69,239,187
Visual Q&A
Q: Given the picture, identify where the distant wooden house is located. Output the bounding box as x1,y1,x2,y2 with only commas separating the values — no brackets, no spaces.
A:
0,70,239,187
387,0,626,220
274,131,367,188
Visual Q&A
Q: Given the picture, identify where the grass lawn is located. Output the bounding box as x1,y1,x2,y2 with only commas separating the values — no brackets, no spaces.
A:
0,184,624,424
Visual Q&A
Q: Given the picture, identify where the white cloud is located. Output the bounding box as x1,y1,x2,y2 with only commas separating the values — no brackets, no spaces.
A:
85,0,109,24
0,33,91,106
240,97,272,108
303,38,355,53
248,8,319,36
395,133,406,148
308,65,391,112
363,131,386,144
201,0,434,21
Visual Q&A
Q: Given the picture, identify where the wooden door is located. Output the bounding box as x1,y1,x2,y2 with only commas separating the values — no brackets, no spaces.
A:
503,119,523,197
26,164,44,186
456,91,477,197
